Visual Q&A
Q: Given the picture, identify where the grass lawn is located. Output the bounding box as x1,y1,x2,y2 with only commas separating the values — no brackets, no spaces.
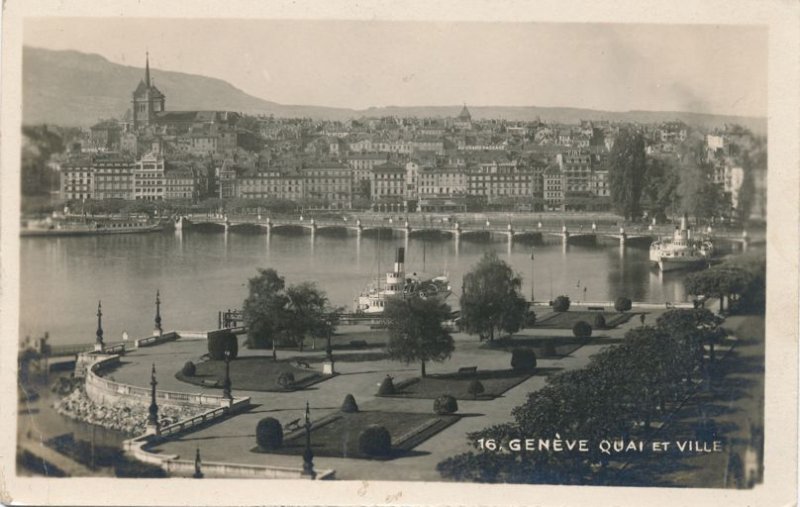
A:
253,410,460,460
381,369,534,400
535,310,636,329
482,335,592,358
175,357,332,392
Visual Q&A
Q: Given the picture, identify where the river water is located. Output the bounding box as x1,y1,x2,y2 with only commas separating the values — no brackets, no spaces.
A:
20,229,688,346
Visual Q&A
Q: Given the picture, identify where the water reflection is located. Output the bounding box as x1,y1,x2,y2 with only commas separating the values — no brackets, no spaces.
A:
21,231,687,346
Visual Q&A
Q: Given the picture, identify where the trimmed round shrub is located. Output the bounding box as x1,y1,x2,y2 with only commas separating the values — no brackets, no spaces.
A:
467,379,485,399
277,372,295,389
207,330,238,360
341,394,359,413
256,417,284,450
543,340,557,357
614,297,633,313
358,425,392,457
510,348,537,371
181,361,196,377
433,394,459,415
573,320,593,339
553,295,571,312
377,375,395,395
593,314,607,329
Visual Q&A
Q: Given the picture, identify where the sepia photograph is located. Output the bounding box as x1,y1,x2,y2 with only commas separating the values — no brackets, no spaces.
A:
1,1,797,506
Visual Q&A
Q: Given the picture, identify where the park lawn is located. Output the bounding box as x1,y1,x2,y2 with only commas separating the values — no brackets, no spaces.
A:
382,369,534,400
255,410,460,460
483,335,591,358
175,357,332,392
535,310,635,329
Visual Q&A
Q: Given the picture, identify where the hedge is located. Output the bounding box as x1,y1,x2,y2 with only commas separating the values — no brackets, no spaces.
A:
256,417,284,450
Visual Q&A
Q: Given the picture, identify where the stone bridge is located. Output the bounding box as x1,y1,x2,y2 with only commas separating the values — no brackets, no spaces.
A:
176,214,756,248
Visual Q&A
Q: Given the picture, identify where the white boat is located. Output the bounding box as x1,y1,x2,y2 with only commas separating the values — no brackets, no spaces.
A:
21,216,165,237
649,215,714,272
354,247,452,314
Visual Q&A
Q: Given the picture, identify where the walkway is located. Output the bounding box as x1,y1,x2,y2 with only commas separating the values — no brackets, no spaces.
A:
112,314,649,481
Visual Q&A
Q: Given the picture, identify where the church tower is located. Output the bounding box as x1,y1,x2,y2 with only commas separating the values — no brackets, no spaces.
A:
132,53,166,130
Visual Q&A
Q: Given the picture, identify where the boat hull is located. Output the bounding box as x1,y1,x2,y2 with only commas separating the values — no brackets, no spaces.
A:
21,224,164,237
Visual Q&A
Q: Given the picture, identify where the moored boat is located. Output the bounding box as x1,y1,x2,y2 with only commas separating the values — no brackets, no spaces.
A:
649,215,714,272
354,247,451,314
21,216,165,237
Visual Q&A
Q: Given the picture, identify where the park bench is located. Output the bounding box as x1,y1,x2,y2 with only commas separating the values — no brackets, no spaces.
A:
587,306,605,311
284,418,301,432
458,366,478,375
200,379,219,387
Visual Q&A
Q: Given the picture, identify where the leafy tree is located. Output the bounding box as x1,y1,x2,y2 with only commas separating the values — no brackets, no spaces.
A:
242,269,290,349
608,129,647,220
383,295,454,377
282,282,331,351
685,266,753,313
460,252,528,341
552,295,571,312
642,156,680,221
655,308,726,367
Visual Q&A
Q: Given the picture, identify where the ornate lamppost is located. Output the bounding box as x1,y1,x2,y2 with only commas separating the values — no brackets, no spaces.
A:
302,401,316,479
222,349,233,401
94,301,104,352
154,290,163,336
146,363,160,435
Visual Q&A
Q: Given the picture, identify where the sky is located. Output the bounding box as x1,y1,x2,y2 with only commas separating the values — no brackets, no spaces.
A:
24,18,767,117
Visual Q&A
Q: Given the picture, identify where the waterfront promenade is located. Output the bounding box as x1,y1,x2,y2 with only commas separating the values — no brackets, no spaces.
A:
106,310,657,481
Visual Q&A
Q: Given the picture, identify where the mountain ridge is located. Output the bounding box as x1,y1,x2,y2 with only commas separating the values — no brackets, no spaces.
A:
23,46,767,134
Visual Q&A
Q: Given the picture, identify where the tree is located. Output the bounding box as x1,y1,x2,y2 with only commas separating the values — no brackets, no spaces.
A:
383,295,454,377
460,252,528,341
655,308,726,368
685,265,753,313
282,282,331,351
608,129,647,220
642,156,680,222
552,295,571,312
242,269,290,349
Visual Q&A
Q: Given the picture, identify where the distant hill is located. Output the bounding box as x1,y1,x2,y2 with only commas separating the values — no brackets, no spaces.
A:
23,46,766,134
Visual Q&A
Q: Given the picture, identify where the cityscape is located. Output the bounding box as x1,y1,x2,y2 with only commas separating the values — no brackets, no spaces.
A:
15,19,769,493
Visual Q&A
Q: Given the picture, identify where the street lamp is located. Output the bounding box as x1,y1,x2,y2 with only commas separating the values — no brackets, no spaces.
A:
222,349,232,401
302,401,316,479
154,290,162,336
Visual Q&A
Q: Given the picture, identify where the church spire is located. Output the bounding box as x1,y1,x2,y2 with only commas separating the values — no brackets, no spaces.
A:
145,52,151,88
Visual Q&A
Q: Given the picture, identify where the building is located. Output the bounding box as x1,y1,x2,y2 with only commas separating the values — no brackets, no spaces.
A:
543,165,564,211
133,152,166,201
132,53,166,130
556,150,593,194
164,166,202,201
91,154,136,200
371,162,407,210
453,104,473,130
302,162,352,209
347,153,389,182
59,157,94,201
90,120,122,151
237,167,283,200
418,166,467,197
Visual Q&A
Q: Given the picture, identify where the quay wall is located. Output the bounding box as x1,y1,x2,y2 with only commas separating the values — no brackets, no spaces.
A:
83,350,232,410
